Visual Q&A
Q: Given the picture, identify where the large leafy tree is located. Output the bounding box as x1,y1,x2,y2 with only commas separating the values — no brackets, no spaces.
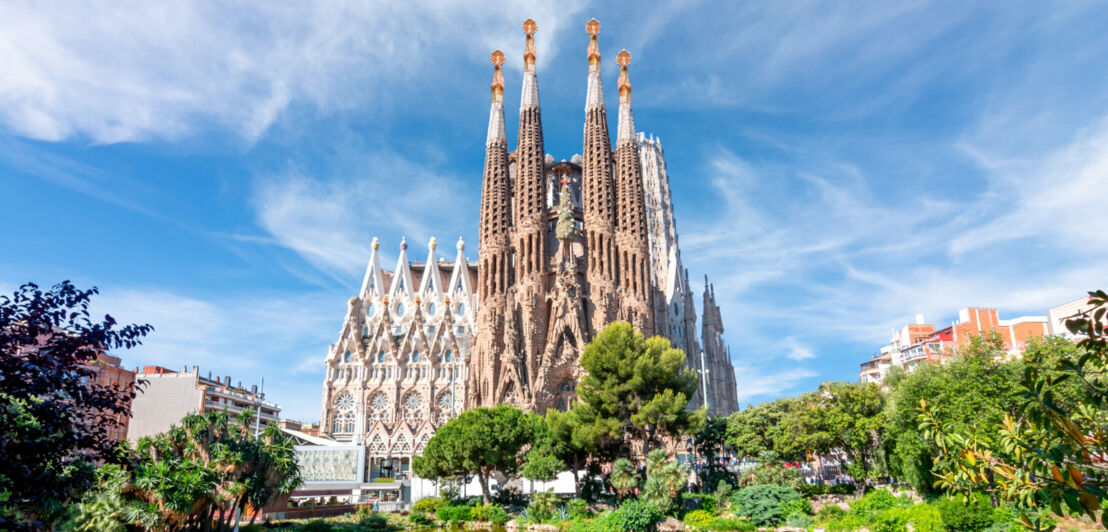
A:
886,332,1027,493
573,322,705,457
690,416,736,489
726,395,820,462
0,281,152,530
413,405,536,503
921,290,1108,528
522,409,590,495
814,381,886,493
65,409,301,531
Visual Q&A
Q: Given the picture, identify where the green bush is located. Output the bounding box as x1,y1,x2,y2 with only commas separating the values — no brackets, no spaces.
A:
708,517,757,531
904,503,943,532
566,515,614,532
817,504,846,522
731,484,802,526
937,493,999,531
566,498,591,518
412,496,448,515
681,492,716,513
682,509,716,529
300,521,334,532
469,502,492,521
779,496,813,518
785,514,814,528
607,500,663,531
357,512,389,531
435,504,471,524
849,489,910,519
408,510,433,527
487,505,510,525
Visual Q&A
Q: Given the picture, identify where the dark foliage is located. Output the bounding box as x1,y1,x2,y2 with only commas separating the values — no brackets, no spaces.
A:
0,281,152,530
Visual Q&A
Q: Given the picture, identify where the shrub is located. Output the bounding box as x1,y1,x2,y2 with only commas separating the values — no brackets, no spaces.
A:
469,502,492,521
566,498,591,518
408,511,433,527
529,489,561,522
937,493,997,531
731,484,802,526
435,504,471,524
683,509,716,529
300,521,334,532
817,504,846,522
412,496,448,515
779,496,813,518
785,514,814,528
358,513,389,531
487,505,510,524
851,489,909,516
708,517,757,531
607,499,663,531
904,503,943,532
681,492,715,513
713,480,733,511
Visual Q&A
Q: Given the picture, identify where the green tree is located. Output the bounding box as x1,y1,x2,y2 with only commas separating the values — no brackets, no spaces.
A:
64,409,300,531
690,417,736,489
920,290,1108,527
413,405,535,504
573,322,706,458
0,281,152,530
641,449,688,515
727,397,809,462
608,458,640,499
886,332,1026,493
814,381,887,494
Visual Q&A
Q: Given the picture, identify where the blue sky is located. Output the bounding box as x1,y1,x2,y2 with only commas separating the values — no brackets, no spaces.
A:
2,1,1107,422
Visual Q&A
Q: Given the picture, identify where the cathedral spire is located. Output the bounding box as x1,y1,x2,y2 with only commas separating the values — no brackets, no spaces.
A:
477,49,513,301
585,19,604,108
521,18,539,109
514,17,548,274
487,50,506,145
616,50,635,144
581,18,618,331
612,48,653,334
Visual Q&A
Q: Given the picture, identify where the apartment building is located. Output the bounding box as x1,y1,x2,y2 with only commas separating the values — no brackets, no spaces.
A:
128,365,280,442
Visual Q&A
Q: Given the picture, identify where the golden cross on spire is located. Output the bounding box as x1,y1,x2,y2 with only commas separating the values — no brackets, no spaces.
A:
585,18,600,36
586,19,601,73
616,49,631,67
490,50,505,103
523,18,537,73
617,50,631,103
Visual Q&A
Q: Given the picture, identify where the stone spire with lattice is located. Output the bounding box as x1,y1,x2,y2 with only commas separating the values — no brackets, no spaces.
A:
612,50,654,334
581,18,619,332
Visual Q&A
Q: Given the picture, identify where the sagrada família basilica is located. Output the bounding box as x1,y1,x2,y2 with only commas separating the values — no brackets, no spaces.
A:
293,19,740,504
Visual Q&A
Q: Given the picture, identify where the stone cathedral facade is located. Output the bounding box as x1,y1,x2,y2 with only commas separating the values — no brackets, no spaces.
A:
318,20,739,472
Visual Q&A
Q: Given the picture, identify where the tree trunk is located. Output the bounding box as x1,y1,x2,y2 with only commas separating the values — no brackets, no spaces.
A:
985,470,1000,508
571,455,581,498
478,469,492,504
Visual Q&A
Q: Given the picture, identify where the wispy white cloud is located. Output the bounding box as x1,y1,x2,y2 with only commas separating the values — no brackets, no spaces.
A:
783,337,816,361
0,0,591,144
91,286,343,421
734,364,818,406
250,151,477,277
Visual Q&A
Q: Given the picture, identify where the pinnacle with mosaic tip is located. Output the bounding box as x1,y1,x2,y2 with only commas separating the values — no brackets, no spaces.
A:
490,50,505,103
617,50,632,104
586,19,601,73
523,19,537,73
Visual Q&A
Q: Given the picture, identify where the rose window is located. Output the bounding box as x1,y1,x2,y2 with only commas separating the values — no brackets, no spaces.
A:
437,392,454,424
402,392,423,421
335,392,354,412
368,392,390,421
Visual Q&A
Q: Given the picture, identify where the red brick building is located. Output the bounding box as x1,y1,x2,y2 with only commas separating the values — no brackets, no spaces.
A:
86,353,137,442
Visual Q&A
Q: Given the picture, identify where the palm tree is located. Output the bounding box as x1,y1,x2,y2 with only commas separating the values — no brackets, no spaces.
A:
608,458,639,499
